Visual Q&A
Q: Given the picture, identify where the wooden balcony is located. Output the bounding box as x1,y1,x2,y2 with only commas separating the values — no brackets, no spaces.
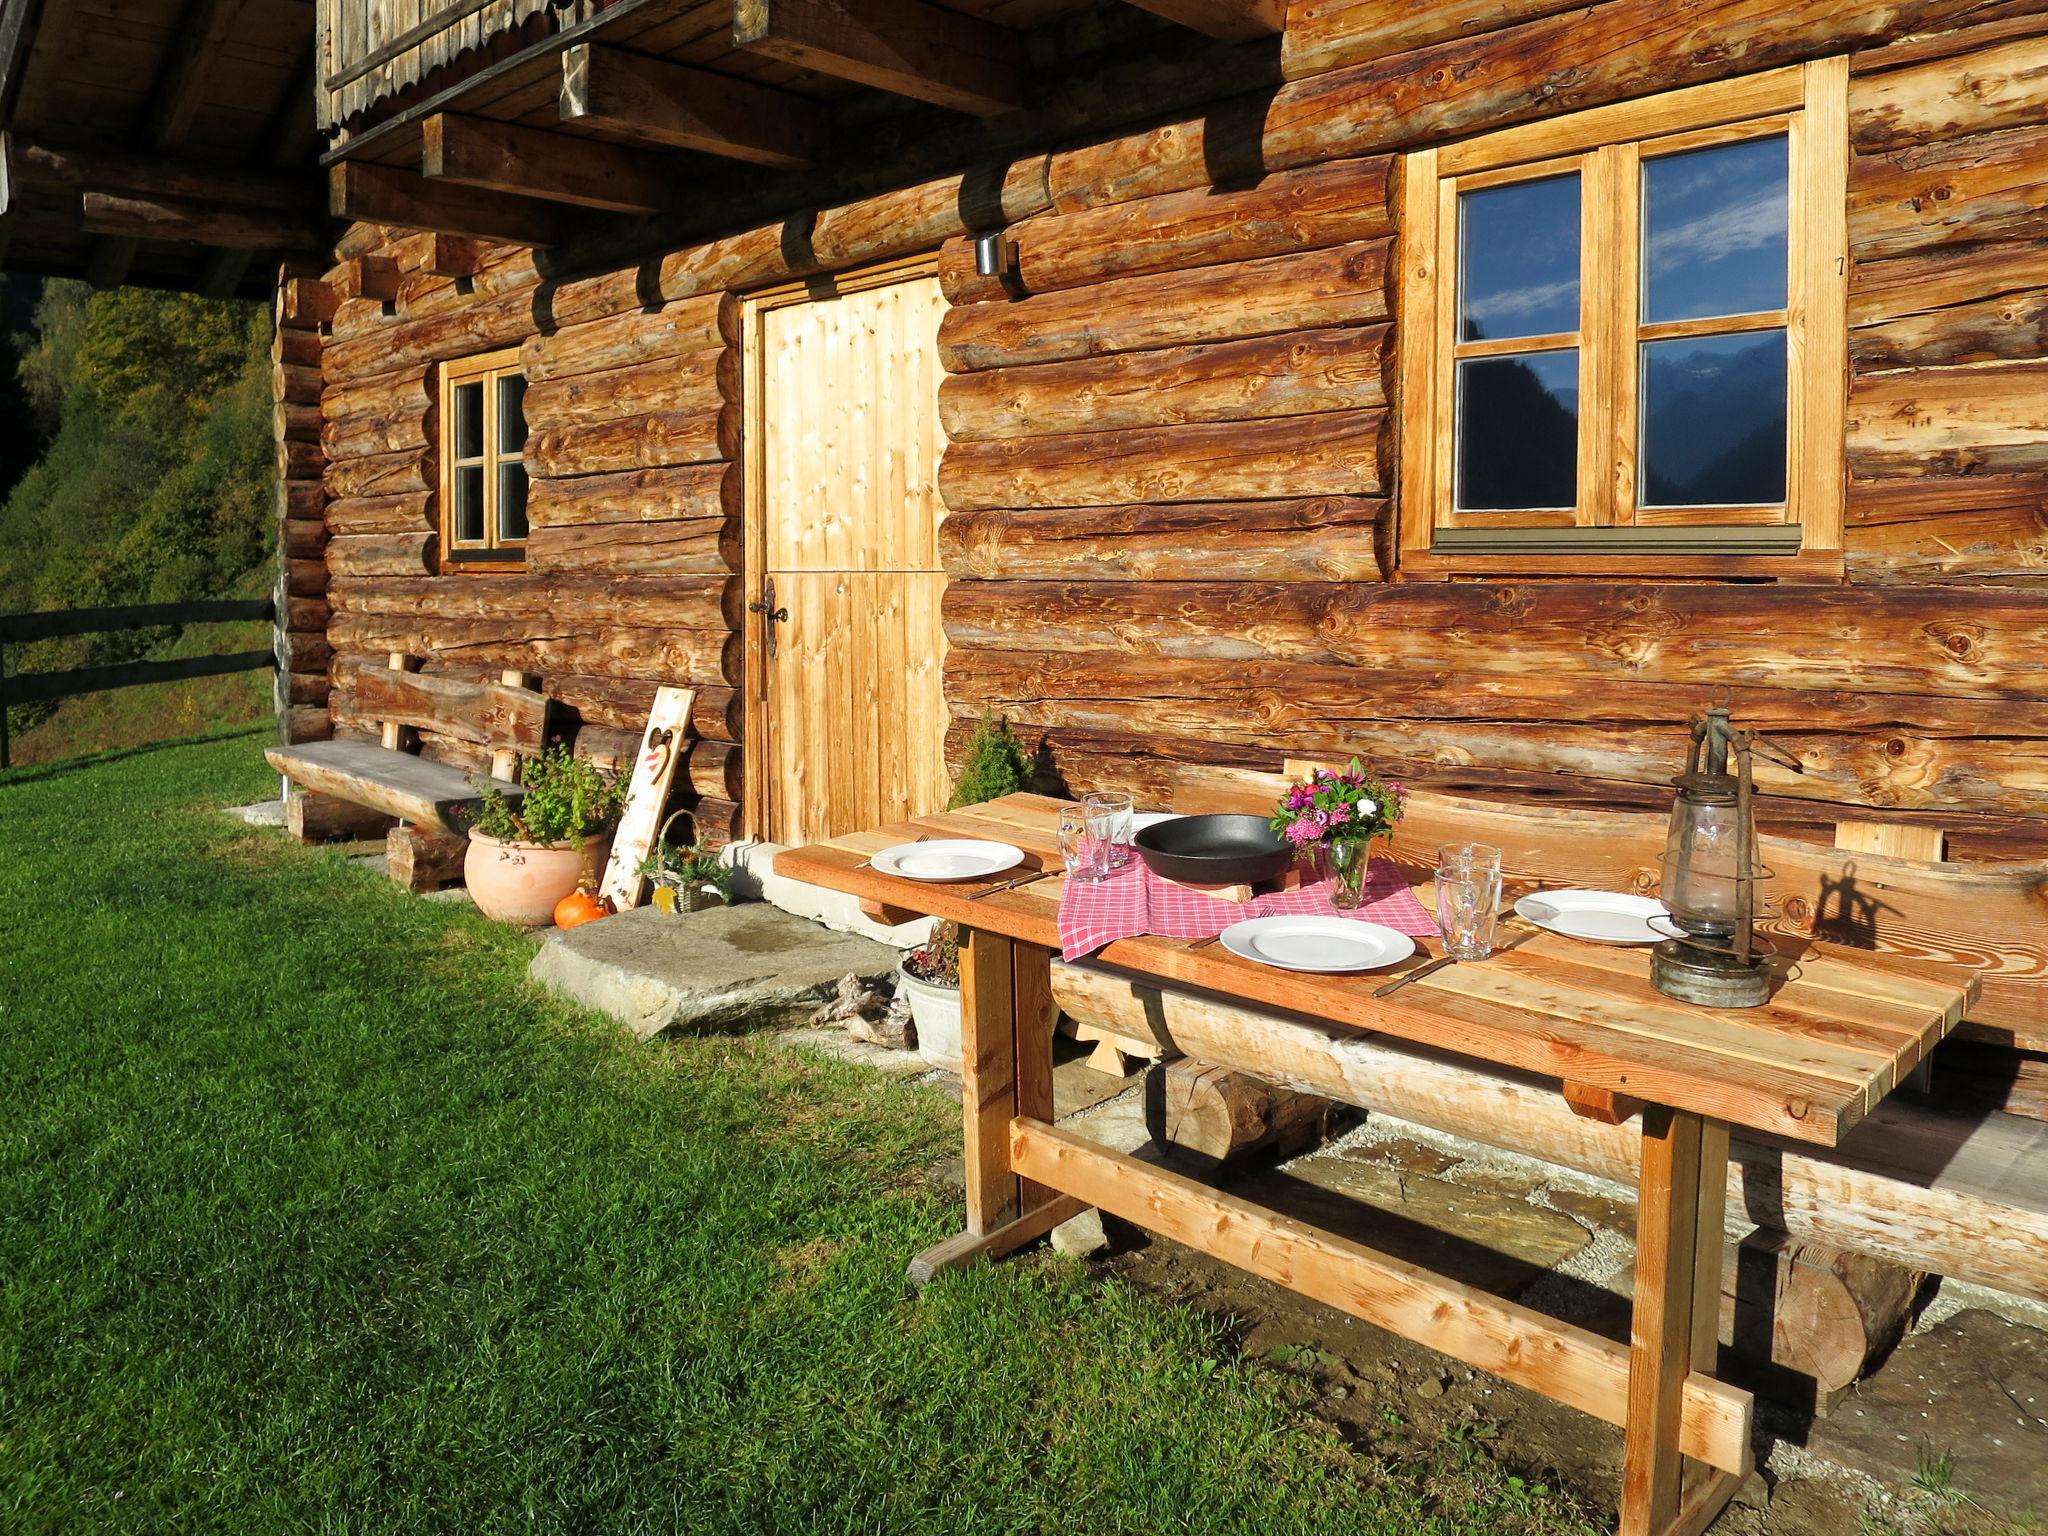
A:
318,0,581,130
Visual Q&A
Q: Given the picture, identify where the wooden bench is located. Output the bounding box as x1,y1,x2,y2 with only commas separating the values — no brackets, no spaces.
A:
266,654,550,890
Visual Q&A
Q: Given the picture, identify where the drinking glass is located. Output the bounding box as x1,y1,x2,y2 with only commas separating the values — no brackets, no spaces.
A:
1084,790,1135,870
1058,805,1109,883
1435,848,1503,961
1438,842,1503,880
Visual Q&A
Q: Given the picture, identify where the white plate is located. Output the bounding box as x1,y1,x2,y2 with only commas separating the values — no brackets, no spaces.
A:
870,840,1025,882
1514,889,1671,945
1219,916,1416,974
1131,811,1184,832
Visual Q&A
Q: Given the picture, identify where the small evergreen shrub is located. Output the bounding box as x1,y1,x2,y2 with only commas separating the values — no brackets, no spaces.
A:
948,714,1031,809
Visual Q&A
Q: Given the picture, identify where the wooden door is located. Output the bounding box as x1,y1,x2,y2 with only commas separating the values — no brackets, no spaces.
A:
754,272,950,846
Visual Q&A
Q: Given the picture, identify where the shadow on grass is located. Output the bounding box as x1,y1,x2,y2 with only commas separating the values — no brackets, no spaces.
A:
0,721,272,787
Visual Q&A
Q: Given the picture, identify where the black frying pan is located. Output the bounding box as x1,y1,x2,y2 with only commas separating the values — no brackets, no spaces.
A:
1134,814,1295,886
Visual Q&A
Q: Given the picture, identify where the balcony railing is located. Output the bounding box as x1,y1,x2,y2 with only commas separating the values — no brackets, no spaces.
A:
318,0,576,130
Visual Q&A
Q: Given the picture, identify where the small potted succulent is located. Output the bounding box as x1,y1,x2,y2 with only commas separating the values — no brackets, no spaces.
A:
462,747,624,926
898,920,962,1068
639,811,735,914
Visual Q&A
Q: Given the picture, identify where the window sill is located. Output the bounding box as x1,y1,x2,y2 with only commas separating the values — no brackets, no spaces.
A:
1397,546,1846,583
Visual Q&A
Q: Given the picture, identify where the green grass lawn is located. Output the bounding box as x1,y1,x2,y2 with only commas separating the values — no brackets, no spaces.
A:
0,730,1596,1536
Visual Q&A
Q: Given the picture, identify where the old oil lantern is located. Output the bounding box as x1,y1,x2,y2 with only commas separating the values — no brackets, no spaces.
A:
1650,708,1793,1009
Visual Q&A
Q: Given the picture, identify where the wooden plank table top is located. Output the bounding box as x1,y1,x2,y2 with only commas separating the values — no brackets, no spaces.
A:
775,793,1977,1148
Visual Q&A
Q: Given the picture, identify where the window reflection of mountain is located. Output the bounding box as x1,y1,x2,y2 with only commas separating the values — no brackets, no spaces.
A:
1458,354,1576,510
1641,334,1787,506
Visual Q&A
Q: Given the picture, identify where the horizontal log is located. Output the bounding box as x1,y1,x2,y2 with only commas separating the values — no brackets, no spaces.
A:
276,627,334,674
1849,285,2048,368
281,596,329,632
1279,0,1586,81
1147,1056,1332,1170
1849,235,2048,334
1847,359,2048,477
279,670,330,707
388,231,488,276
1847,10,2048,77
936,239,1392,373
1848,124,2048,262
321,365,432,422
277,705,334,745
341,659,549,752
280,479,324,520
1012,156,1394,294
80,190,320,252
1848,33,2048,152
388,825,468,893
282,558,329,597
327,574,732,630
321,285,541,380
527,408,732,478
275,400,320,443
278,438,324,481
274,361,322,404
324,450,430,501
526,462,729,528
1046,962,2048,1303
280,517,328,559
274,325,323,369
327,531,435,578
519,293,728,382
328,620,738,686
937,498,1385,581
327,491,435,536
937,324,1388,441
1060,0,1998,211
1845,476,2048,583
939,579,2048,701
522,351,725,431
286,789,393,843
547,672,741,743
322,404,432,460
525,518,736,577
280,279,337,329
938,409,1386,511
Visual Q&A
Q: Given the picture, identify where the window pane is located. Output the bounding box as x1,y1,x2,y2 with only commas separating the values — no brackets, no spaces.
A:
454,464,486,542
1456,350,1579,511
496,374,527,455
498,463,528,543
1640,330,1786,506
1642,136,1788,324
1459,173,1581,342
454,380,485,460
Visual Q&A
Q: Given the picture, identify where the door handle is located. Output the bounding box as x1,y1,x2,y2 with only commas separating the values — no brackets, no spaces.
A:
748,579,788,658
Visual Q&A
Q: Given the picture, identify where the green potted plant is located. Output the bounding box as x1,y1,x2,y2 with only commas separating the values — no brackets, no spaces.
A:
462,747,625,926
639,812,735,914
898,920,962,1067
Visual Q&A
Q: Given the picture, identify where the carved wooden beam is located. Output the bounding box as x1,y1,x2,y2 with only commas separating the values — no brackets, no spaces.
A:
421,112,672,214
329,161,568,247
559,42,824,169
732,0,1025,116
80,190,323,252
1118,0,1283,40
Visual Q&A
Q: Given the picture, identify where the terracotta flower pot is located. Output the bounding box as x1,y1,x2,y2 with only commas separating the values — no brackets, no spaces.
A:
464,831,612,927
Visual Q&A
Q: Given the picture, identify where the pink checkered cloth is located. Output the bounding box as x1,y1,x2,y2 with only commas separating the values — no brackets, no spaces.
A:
1057,855,1436,962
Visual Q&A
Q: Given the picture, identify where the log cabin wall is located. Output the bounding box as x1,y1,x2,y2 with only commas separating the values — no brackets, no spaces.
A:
301,0,2048,854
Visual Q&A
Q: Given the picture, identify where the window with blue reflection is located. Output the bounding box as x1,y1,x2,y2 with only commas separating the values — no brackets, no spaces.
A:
1640,331,1786,506
1642,136,1788,324
1459,174,1581,342
1456,351,1580,510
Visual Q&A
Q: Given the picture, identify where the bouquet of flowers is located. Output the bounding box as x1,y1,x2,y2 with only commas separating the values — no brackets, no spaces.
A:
1271,759,1406,908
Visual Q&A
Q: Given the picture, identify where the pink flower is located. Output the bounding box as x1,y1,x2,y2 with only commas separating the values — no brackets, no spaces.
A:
1326,803,1352,826
1282,819,1321,846
1287,787,1311,810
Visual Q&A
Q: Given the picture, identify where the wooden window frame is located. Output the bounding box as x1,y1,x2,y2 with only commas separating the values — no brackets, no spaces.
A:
438,345,529,572
1396,59,1848,582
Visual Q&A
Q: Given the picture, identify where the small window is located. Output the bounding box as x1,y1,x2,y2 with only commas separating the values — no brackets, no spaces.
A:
1398,59,1848,579
440,348,528,568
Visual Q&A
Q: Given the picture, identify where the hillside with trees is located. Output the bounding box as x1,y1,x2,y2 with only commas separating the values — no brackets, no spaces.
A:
0,280,277,756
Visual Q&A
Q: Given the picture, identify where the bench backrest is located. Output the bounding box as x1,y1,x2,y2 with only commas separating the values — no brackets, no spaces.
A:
1172,762,2048,1050
345,655,550,771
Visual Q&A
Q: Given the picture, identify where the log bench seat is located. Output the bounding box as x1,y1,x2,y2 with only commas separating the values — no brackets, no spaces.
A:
267,655,551,890
264,737,522,835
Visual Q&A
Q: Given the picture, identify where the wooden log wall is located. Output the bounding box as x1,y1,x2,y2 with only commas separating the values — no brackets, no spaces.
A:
935,1,2048,825
297,0,2048,853
274,277,335,746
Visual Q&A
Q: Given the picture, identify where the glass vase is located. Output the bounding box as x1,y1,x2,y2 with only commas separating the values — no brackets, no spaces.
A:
1326,837,1371,910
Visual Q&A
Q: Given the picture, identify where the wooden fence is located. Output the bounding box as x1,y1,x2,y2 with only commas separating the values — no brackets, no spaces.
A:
0,599,276,768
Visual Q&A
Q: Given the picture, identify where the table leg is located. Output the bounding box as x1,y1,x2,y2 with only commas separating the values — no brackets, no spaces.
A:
905,931,1088,1290
1620,1106,1743,1536
960,926,1020,1237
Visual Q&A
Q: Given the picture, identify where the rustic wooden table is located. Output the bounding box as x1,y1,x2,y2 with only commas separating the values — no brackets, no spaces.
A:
777,792,1975,1536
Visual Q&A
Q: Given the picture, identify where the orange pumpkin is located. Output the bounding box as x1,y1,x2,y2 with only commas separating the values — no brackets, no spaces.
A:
553,886,611,930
